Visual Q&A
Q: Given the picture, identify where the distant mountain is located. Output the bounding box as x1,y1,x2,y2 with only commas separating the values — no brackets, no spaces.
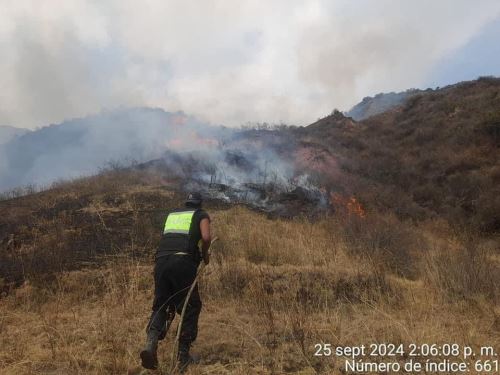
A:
347,89,423,120
0,125,30,145
0,108,220,190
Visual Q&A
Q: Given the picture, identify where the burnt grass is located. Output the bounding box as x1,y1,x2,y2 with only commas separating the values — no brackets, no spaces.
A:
0,171,180,289
0,170,323,290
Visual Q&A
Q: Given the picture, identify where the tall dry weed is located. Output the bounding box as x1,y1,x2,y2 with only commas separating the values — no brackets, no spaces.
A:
423,236,500,301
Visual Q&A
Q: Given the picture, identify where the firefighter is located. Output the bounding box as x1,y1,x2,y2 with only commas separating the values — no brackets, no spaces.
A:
141,192,211,371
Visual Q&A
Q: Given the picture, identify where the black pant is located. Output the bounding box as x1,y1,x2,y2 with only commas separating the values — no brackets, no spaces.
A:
146,254,202,345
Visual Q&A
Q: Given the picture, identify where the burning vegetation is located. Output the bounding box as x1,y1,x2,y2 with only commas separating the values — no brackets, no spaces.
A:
330,193,367,218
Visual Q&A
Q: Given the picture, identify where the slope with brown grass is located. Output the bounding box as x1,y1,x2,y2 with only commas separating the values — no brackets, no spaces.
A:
298,77,500,234
1,169,499,374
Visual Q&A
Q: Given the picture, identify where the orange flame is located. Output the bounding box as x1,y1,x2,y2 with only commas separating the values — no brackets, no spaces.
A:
330,192,366,218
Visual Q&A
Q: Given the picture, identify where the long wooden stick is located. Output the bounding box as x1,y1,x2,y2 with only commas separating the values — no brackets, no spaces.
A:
169,237,218,374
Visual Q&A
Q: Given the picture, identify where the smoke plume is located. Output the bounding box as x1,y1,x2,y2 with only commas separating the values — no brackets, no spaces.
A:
0,1,499,128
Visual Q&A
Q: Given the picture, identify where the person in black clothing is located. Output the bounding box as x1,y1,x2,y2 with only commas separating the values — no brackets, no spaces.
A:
141,192,211,371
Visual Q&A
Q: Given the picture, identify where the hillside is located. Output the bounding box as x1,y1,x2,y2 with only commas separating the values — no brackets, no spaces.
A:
298,77,500,234
2,79,499,236
0,168,499,374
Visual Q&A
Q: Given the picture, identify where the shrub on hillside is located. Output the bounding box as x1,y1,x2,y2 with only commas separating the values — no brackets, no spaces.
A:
477,111,500,145
472,193,500,233
423,237,499,301
339,214,425,279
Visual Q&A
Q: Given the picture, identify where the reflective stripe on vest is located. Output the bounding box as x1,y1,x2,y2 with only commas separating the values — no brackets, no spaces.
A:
163,210,195,234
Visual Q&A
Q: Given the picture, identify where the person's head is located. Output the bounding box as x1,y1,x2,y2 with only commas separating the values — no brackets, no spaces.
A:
185,192,203,208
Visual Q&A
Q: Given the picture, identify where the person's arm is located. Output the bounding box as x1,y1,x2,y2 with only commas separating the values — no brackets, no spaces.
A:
200,218,211,265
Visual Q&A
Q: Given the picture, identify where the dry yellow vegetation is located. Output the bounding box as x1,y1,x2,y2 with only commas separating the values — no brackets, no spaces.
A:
1,200,499,374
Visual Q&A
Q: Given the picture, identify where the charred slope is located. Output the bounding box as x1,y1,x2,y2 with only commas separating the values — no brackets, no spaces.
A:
300,77,500,233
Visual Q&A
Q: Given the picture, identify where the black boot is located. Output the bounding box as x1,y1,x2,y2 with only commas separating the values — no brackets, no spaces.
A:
140,331,159,370
177,342,195,373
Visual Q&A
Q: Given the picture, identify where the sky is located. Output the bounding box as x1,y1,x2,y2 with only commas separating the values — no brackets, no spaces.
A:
0,0,499,129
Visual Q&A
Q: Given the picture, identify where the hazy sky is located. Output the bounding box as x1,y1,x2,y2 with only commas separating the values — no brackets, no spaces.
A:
1,0,499,129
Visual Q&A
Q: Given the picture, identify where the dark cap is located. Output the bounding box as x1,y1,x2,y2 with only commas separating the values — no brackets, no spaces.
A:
185,192,203,206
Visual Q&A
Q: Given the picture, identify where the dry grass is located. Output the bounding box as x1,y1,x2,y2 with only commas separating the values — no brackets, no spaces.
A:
1,202,499,374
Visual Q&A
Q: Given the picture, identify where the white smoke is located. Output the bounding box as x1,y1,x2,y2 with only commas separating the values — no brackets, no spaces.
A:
0,107,308,195
0,0,499,128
